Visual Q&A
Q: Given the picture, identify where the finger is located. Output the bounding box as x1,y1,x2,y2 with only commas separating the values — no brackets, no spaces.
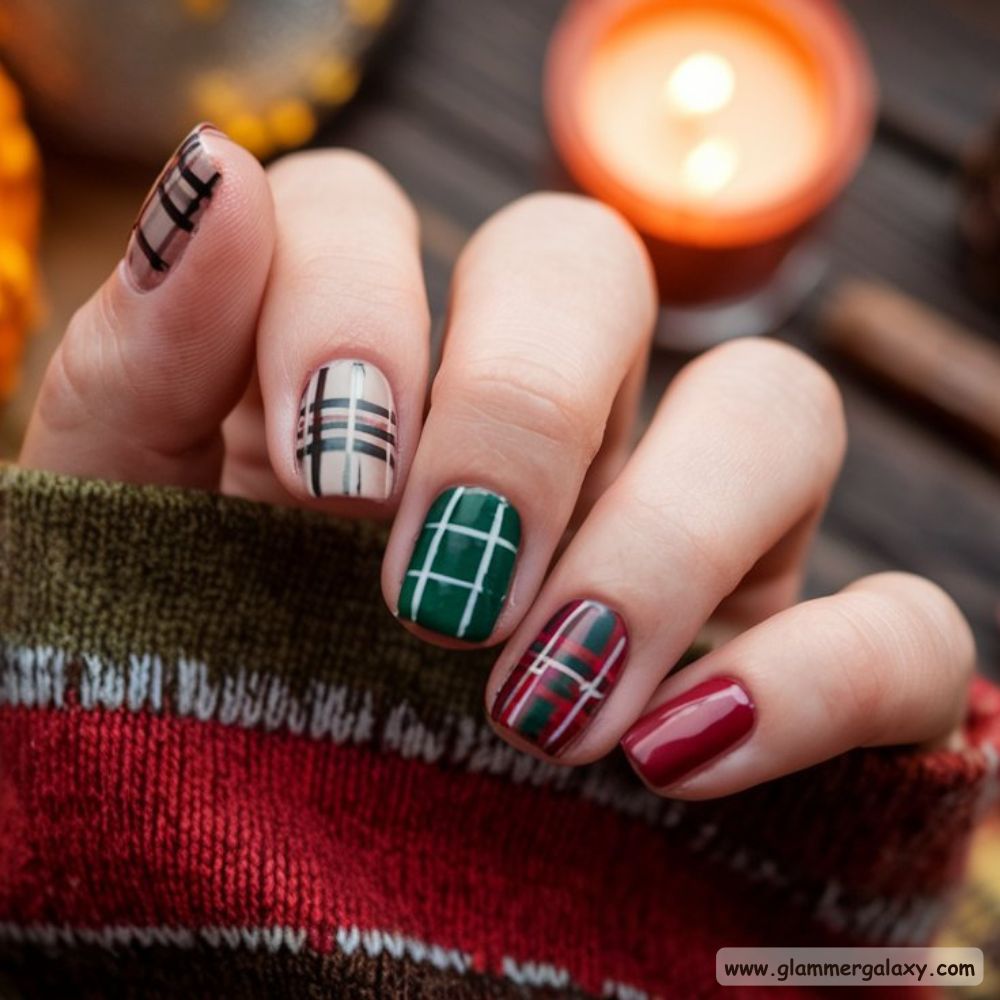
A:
228,150,429,512
486,339,846,761
382,192,656,645
621,572,975,799
20,124,275,488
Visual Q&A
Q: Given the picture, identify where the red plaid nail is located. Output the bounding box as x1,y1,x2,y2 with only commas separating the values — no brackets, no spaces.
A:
492,600,628,756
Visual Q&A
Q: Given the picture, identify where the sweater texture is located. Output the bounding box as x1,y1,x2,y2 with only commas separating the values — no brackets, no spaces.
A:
0,466,998,998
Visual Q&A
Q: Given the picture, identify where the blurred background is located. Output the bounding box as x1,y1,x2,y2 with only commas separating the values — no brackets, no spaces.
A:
3,0,996,668
0,0,997,984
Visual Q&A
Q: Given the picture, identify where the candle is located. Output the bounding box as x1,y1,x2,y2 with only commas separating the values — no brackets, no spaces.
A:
546,0,875,340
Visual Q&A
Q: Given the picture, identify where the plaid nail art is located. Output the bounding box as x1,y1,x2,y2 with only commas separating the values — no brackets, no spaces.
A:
296,360,397,500
398,487,521,642
492,600,628,756
125,123,222,291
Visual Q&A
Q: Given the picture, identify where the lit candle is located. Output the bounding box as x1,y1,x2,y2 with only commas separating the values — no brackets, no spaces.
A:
546,0,875,341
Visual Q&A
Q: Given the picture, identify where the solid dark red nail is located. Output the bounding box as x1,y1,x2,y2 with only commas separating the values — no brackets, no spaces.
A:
621,677,755,789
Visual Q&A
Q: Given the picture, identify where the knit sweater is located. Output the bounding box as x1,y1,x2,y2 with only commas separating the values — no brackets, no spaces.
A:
0,466,997,999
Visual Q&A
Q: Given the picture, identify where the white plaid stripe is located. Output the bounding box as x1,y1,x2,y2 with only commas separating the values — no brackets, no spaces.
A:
407,487,467,619
456,497,509,639
502,600,596,726
342,361,364,494
296,361,396,499
509,652,610,703
545,634,626,748
406,570,480,590
422,522,518,553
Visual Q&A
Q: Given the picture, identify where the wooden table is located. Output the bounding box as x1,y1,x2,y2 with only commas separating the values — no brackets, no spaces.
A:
4,0,999,675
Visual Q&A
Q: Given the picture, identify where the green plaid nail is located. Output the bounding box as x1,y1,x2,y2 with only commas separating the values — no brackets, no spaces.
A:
398,487,521,641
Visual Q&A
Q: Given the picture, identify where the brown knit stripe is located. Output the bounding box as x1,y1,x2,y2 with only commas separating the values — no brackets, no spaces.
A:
0,465,489,721
0,937,593,1000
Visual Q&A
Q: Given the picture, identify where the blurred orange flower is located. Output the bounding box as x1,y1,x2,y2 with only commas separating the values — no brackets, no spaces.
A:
0,64,40,402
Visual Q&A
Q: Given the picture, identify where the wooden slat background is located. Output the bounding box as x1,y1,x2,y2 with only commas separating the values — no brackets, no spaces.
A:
3,0,998,675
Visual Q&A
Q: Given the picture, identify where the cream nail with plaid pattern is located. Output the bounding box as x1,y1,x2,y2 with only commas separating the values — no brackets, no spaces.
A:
398,487,522,641
296,360,397,500
125,123,223,291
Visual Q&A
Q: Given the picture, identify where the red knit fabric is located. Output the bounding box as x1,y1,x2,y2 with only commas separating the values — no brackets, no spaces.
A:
2,683,999,998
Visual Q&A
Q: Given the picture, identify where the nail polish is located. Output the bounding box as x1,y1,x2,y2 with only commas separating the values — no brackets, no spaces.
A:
398,487,521,642
296,360,397,500
125,123,223,291
492,600,628,755
622,677,754,788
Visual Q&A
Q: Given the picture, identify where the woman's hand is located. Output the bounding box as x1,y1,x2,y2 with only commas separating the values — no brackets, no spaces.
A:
19,127,976,798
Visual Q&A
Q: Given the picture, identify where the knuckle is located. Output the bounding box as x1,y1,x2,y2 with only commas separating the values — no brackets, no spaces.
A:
293,250,428,329
711,338,843,421
498,192,649,277
269,148,416,228
692,338,847,471
472,193,656,335
818,593,896,742
45,291,123,429
505,191,633,241
821,575,975,745
37,343,91,439
850,573,977,685
618,492,737,595
437,358,603,465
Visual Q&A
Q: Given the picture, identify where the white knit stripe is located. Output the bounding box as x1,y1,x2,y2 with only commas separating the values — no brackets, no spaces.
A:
456,497,507,639
603,981,650,1000
544,634,627,749
0,922,305,953
408,486,466,619
334,925,472,973
0,639,984,946
501,955,571,989
502,600,595,726
0,920,651,995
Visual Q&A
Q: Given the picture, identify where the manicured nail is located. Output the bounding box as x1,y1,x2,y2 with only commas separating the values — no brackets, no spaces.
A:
491,600,628,756
398,486,521,641
622,677,754,789
296,360,397,500
125,123,223,291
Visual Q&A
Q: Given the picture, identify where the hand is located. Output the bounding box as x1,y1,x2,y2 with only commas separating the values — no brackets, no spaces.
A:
20,126,975,799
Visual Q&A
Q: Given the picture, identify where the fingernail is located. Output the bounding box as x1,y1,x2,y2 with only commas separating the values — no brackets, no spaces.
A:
398,486,521,641
491,599,628,756
296,360,397,500
125,123,223,292
622,677,754,789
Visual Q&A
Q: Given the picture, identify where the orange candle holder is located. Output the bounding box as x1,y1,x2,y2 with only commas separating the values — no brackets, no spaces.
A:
545,0,875,348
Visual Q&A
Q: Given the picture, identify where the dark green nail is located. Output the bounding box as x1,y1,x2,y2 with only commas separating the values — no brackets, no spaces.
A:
398,486,521,641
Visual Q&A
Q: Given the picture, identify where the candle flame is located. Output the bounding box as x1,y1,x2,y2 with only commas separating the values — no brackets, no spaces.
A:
664,51,735,118
681,137,739,198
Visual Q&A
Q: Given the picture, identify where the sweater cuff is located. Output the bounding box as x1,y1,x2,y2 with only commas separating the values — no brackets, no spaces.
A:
1,465,998,998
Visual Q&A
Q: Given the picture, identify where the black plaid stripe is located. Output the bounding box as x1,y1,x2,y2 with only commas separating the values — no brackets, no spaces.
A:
129,124,221,284
295,361,397,499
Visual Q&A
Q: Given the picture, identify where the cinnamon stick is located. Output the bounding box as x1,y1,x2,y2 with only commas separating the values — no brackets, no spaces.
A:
820,280,1000,459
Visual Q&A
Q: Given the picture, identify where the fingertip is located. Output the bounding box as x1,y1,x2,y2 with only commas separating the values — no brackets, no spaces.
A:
123,124,274,305
21,124,277,487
